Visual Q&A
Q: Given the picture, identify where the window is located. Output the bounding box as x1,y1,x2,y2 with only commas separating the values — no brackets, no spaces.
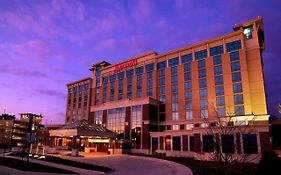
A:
172,125,179,131
147,72,153,79
233,83,243,93
94,111,103,124
201,109,208,118
232,72,241,82
185,101,192,110
217,107,226,117
181,53,193,63
243,134,258,154
171,75,178,83
171,84,178,92
172,103,178,111
117,72,125,79
231,62,241,72
230,51,239,61
172,94,178,102
159,77,165,85
189,136,194,151
243,26,253,40
235,105,245,115
171,66,178,75
195,49,207,60
200,88,208,97
184,72,192,81
185,91,192,100
147,89,152,96
159,69,165,77
135,66,144,75
199,79,207,88
222,135,235,153
159,87,165,94
157,61,167,69
214,65,223,75
169,57,179,67
137,74,142,81
145,63,154,72
172,112,179,121
200,99,208,108
172,136,181,151
215,75,224,85
197,59,206,68
216,96,225,106
127,77,133,84
213,55,222,65
185,81,192,89
137,90,142,97
234,94,244,105
216,86,224,96
109,74,116,82
186,124,193,130
198,69,206,78
147,80,153,88
226,40,241,52
184,63,191,72
159,96,166,103
186,111,193,120
107,108,125,135
203,135,214,152
210,45,223,56
126,69,134,77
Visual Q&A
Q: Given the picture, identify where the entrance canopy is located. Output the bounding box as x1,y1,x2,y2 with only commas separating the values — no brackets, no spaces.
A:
49,120,116,138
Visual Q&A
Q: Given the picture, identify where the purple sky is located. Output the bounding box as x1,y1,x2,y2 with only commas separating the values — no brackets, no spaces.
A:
0,0,280,124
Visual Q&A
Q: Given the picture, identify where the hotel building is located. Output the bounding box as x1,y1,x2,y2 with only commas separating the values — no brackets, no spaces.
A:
65,17,270,160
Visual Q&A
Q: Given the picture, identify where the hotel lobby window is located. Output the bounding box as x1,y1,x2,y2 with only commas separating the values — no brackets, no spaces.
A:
107,108,125,138
131,105,142,149
94,110,103,125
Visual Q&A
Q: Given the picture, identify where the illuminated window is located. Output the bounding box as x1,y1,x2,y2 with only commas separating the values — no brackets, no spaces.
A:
172,112,179,121
243,26,253,40
172,125,179,131
186,111,193,120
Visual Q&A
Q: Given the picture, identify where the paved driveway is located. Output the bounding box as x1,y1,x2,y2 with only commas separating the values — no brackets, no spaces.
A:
60,154,192,175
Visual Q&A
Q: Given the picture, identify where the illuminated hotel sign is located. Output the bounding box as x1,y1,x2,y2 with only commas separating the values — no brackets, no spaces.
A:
114,59,137,72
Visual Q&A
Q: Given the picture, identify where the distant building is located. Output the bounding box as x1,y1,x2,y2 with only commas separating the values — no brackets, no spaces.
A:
0,113,44,147
61,17,270,161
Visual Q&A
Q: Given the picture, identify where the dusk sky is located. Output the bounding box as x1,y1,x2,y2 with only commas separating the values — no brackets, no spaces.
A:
0,0,280,124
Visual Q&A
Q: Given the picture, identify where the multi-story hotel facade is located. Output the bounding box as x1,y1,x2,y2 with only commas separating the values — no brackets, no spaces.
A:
65,17,270,161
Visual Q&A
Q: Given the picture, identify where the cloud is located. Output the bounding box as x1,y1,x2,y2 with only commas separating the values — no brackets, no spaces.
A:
35,88,65,98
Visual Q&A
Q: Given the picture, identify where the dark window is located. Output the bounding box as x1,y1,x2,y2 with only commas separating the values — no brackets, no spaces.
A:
171,84,178,92
157,61,167,70
198,69,206,78
181,53,193,63
168,57,179,67
216,86,224,96
222,135,235,153
230,51,239,61
135,66,144,75
172,136,181,151
214,65,223,75
184,63,191,72
199,79,207,88
159,77,165,85
210,45,224,56
203,135,214,152
189,136,194,151
147,80,153,88
145,63,154,72
109,74,116,82
159,69,165,77
117,72,125,79
200,88,207,97
147,88,152,96
185,91,192,100
171,75,178,83
171,66,178,75
232,72,241,82
185,81,192,89
231,62,241,72
226,40,241,52
126,69,134,77
235,105,245,115
102,76,108,84
233,83,243,93
159,87,165,94
216,96,225,106
200,99,208,108
198,59,206,68
215,75,224,85
184,72,192,81
195,49,207,60
147,72,153,79
213,55,222,65
243,134,258,154
234,94,244,105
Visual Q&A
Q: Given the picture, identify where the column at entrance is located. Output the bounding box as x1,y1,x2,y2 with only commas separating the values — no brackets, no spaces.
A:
71,136,79,156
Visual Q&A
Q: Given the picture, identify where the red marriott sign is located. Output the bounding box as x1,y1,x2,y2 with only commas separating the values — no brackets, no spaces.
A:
114,59,137,72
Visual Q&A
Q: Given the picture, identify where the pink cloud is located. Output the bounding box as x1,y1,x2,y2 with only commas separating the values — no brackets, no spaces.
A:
132,0,154,22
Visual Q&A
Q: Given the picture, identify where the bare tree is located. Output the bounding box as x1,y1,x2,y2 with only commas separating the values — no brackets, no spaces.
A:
201,105,259,164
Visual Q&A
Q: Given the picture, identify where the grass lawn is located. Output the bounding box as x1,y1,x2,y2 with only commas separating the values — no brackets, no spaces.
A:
9,152,112,173
0,156,76,174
